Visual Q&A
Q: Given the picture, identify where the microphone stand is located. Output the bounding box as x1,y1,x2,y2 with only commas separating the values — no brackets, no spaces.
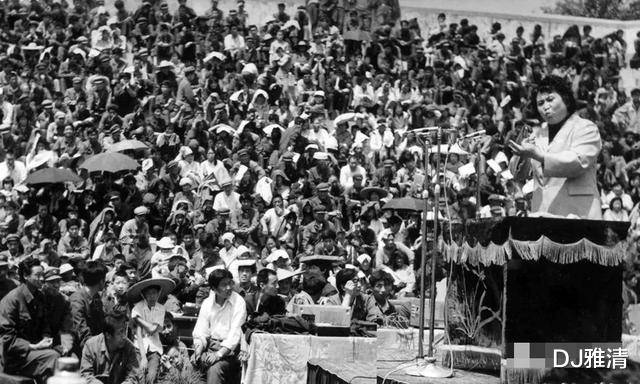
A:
476,142,482,219
409,126,453,379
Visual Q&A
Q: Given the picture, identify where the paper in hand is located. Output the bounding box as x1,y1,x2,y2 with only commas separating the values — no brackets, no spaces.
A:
522,179,535,195
501,170,514,180
458,162,476,177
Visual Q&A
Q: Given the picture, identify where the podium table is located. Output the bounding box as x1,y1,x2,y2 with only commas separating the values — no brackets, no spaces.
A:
441,217,629,384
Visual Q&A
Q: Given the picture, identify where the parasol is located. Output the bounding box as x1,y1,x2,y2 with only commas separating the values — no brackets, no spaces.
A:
107,139,149,152
24,167,82,185
80,152,138,173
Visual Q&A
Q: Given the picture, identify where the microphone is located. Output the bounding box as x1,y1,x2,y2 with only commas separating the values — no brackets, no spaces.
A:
463,129,486,138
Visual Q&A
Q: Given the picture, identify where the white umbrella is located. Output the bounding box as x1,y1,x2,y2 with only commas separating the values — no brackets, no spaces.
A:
263,124,284,137
204,51,226,63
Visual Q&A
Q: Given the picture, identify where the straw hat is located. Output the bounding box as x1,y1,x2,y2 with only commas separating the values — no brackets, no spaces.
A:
126,277,176,302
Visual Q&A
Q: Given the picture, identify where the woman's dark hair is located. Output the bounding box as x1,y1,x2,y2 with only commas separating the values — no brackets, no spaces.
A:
609,196,623,210
302,271,326,296
335,268,358,296
19,257,42,283
369,269,394,287
103,309,128,335
389,250,409,271
532,76,577,120
208,268,233,288
81,261,107,287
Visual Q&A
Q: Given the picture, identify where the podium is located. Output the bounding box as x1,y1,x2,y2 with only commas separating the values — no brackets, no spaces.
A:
441,217,629,384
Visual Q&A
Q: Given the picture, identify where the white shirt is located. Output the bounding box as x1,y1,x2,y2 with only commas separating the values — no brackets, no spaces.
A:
260,207,285,237
223,34,246,55
0,160,27,185
339,164,367,189
192,291,247,351
199,159,229,183
603,191,633,212
131,301,165,355
213,191,242,216
0,101,13,129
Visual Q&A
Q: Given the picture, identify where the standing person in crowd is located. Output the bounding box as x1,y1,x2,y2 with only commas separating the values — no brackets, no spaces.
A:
509,75,602,219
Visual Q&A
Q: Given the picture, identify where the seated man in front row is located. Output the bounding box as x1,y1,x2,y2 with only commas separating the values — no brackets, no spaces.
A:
0,258,61,383
323,268,384,324
80,309,139,384
191,269,247,384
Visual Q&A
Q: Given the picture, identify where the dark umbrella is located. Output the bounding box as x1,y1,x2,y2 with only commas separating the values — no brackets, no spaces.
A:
24,167,82,185
382,197,426,212
80,152,139,173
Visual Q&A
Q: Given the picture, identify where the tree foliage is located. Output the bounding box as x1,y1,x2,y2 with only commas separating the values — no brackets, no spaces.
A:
544,0,640,20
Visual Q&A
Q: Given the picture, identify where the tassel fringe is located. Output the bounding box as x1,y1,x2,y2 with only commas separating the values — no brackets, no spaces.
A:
442,235,625,267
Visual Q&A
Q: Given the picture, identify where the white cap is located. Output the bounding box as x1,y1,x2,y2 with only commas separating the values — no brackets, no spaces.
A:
357,254,371,264
156,236,174,249
221,232,235,243
267,249,290,263
141,158,154,172
235,245,251,257
60,263,74,274
313,152,329,160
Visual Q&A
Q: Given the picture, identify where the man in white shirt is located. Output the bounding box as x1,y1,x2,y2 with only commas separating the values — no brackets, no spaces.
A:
223,25,246,58
0,151,27,185
260,195,286,238
192,268,247,384
213,180,242,217
339,155,367,190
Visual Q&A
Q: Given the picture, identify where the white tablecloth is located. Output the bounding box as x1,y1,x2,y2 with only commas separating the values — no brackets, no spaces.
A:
243,333,376,384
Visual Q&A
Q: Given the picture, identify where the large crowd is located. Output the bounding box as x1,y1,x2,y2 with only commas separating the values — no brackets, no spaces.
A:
0,0,639,383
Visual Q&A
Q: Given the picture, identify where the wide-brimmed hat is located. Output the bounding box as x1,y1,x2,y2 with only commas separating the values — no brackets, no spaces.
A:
44,267,61,282
126,277,175,302
277,268,302,281
299,255,343,265
359,186,388,200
